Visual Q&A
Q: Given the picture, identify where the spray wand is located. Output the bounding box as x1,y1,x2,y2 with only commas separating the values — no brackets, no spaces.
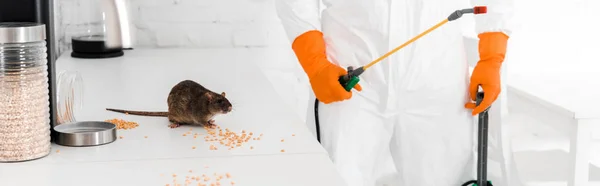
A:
337,6,488,91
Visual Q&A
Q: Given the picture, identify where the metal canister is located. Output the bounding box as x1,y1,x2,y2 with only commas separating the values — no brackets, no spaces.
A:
0,22,51,162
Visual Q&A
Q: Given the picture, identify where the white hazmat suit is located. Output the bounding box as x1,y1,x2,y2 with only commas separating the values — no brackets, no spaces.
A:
275,0,520,186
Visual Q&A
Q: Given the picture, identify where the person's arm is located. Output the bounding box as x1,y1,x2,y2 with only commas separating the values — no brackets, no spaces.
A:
466,0,514,115
274,0,322,42
274,0,361,104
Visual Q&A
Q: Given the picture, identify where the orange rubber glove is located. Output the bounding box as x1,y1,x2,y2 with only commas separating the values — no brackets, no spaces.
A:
465,32,509,115
292,30,362,104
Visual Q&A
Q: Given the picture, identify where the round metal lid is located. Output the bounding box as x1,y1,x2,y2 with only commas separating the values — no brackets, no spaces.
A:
0,22,46,43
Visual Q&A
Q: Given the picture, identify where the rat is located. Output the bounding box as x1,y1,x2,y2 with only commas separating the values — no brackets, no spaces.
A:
106,80,233,128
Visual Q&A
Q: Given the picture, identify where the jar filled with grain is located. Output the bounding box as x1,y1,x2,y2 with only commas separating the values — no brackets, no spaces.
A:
0,22,51,162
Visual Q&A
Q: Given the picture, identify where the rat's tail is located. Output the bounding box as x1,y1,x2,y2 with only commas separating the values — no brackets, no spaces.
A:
106,108,169,117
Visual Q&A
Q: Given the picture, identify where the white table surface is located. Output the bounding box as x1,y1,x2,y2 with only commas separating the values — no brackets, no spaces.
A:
0,153,345,186
0,48,342,186
37,115,325,164
53,48,326,160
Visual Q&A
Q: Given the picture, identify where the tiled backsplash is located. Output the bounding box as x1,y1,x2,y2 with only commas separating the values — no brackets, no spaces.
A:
54,0,291,56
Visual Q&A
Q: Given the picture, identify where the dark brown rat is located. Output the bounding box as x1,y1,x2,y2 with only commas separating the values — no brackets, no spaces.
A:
106,80,233,128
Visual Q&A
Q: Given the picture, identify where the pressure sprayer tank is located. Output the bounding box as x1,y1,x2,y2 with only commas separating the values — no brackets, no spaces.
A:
0,22,52,162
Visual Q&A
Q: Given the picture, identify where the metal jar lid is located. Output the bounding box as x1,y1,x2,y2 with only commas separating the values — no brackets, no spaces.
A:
0,22,46,44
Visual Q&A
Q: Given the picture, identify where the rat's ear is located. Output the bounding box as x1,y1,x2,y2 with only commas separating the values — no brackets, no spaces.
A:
205,92,213,101
221,92,226,97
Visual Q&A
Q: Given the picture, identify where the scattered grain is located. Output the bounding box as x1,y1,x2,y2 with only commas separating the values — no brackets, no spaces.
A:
281,149,285,152
105,118,139,130
119,136,124,139
202,125,260,150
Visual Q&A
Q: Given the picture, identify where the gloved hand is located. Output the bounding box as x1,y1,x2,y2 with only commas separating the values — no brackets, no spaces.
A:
292,30,362,104
465,32,509,115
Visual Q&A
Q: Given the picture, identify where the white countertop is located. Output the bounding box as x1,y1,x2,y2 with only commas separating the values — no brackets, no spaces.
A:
1,153,345,186
0,48,344,186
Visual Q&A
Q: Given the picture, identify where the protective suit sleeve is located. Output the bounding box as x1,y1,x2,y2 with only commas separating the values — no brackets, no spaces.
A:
274,0,322,42
466,0,514,115
470,0,514,36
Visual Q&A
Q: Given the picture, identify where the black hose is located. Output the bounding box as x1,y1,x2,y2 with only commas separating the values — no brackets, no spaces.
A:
460,180,477,186
314,98,321,143
461,180,493,186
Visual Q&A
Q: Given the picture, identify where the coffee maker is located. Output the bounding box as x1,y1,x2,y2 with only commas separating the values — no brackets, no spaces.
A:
0,0,58,140
69,0,132,58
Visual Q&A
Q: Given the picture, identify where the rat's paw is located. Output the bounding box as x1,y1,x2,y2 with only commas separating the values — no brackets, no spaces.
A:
207,120,219,129
206,124,217,129
169,123,180,128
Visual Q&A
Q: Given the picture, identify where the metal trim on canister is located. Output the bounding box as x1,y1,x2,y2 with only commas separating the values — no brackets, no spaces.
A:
0,22,46,43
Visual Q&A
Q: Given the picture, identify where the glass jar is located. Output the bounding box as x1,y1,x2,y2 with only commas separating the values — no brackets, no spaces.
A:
0,22,51,162
56,70,84,125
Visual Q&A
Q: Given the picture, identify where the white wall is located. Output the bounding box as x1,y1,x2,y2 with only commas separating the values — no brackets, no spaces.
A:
54,0,292,55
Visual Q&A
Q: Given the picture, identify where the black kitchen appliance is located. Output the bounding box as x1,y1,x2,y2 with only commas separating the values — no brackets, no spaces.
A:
0,0,58,141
